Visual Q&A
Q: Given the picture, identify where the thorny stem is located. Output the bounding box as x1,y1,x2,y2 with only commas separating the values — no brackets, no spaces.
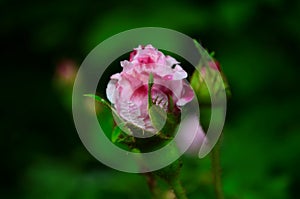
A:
145,172,188,199
170,178,188,199
144,173,160,198
211,139,225,199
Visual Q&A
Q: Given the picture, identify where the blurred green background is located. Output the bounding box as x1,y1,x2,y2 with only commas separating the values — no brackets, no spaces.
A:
1,0,300,198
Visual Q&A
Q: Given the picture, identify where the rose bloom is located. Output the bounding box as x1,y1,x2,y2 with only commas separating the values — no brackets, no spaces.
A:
106,45,205,152
106,45,194,130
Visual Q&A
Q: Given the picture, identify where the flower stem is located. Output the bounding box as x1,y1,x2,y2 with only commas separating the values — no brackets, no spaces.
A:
211,139,224,199
170,178,188,199
154,160,189,199
144,172,160,198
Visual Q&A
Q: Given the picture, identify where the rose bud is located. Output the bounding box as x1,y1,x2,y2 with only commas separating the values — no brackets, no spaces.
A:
190,56,230,106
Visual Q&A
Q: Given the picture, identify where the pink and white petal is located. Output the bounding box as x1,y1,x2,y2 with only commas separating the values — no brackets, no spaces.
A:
121,73,144,92
172,65,187,80
155,79,183,104
118,100,145,129
111,73,121,80
165,55,180,66
155,64,187,80
118,77,134,100
186,122,206,155
154,64,173,77
176,81,194,106
106,79,118,104
176,114,205,155
145,44,154,49
129,85,148,108
120,60,130,67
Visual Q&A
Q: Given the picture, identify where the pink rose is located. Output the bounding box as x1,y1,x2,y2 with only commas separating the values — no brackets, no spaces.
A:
106,45,195,133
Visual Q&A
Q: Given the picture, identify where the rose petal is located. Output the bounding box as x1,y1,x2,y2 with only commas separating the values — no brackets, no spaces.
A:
176,114,205,155
106,79,117,104
165,55,180,66
118,100,145,129
186,122,206,155
111,73,121,80
172,65,188,80
176,81,194,106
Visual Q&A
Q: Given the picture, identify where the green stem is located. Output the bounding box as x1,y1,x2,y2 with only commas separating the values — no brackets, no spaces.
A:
170,179,188,199
211,140,224,199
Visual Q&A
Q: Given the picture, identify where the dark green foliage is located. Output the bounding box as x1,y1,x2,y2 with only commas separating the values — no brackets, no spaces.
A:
2,0,300,199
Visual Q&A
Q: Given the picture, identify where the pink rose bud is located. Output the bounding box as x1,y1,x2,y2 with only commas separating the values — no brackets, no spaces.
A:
55,59,78,85
191,59,230,106
106,45,195,133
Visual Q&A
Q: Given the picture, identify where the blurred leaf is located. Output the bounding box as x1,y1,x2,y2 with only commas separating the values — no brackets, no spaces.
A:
83,94,111,108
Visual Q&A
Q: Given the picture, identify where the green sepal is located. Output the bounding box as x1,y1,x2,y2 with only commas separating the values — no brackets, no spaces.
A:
147,73,168,132
111,125,122,143
168,94,175,113
191,40,231,105
111,125,135,144
148,73,154,109
149,105,167,131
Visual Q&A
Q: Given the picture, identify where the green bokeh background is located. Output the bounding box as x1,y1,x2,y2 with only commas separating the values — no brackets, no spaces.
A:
1,0,300,198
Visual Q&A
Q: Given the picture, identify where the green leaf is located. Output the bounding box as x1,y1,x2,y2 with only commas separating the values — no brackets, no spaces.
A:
84,94,124,125
193,39,203,54
84,94,131,134
83,94,111,109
